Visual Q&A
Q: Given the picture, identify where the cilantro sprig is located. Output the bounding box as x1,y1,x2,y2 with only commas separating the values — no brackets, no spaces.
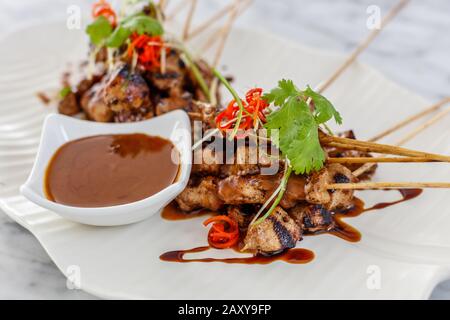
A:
263,79,342,175
85,13,164,49
107,13,164,48
86,16,114,46
251,79,342,226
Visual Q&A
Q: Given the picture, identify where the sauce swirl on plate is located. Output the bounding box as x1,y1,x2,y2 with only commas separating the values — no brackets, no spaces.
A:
160,189,422,265
45,134,179,207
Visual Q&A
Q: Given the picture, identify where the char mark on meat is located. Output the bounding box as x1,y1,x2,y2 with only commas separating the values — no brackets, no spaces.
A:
305,163,356,210
227,205,256,230
243,207,302,255
289,203,335,234
148,49,186,92
103,64,153,120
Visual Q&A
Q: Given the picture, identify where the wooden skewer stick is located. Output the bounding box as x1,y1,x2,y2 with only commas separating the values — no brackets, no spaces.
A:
182,0,198,41
369,97,450,142
353,100,450,177
327,182,450,190
326,142,450,162
186,2,236,41
321,135,450,162
328,157,439,164
212,0,240,68
159,0,169,11
199,0,253,54
394,107,450,146
317,0,410,94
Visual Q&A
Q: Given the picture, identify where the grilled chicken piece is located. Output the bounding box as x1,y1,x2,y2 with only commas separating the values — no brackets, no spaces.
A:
114,109,153,122
217,175,278,205
148,50,186,92
280,175,307,209
192,147,222,176
289,203,335,234
58,92,80,116
221,145,260,177
76,74,104,99
243,206,301,254
175,176,224,212
187,101,217,129
227,205,255,230
80,83,114,122
220,144,282,177
103,65,152,114
155,92,192,116
305,163,356,210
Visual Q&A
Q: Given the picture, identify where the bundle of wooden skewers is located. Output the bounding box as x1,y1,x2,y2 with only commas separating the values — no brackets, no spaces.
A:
170,0,450,193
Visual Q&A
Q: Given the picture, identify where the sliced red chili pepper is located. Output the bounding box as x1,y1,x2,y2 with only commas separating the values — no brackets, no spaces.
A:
215,88,270,135
127,34,166,71
92,0,117,27
203,216,239,249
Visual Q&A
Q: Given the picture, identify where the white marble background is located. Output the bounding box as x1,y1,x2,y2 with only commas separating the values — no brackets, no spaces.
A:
0,0,449,299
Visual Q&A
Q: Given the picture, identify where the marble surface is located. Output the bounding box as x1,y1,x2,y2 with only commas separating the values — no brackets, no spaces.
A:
0,0,449,300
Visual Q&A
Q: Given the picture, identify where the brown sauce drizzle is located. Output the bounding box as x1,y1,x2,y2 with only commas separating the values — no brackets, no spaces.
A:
161,203,212,221
159,246,314,265
329,188,423,242
160,188,423,265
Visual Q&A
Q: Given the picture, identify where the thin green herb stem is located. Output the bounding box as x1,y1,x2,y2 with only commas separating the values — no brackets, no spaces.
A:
212,69,246,140
180,46,211,102
322,123,334,136
253,164,293,226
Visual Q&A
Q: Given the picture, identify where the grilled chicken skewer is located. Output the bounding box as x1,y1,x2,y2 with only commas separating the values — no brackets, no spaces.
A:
327,182,450,190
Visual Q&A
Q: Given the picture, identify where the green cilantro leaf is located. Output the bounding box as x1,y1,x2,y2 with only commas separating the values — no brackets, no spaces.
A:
304,86,343,125
106,26,132,48
286,117,326,174
123,15,163,35
265,96,326,174
263,80,342,174
106,15,164,48
86,16,113,46
263,79,299,107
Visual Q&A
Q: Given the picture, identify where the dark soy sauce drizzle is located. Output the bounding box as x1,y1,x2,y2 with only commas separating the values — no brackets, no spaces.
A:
160,189,423,264
161,203,212,221
329,189,423,242
159,246,315,265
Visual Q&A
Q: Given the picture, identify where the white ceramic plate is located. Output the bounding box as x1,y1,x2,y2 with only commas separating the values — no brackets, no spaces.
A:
1,20,450,299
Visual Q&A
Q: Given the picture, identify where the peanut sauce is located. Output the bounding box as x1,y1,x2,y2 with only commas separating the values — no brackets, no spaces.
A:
160,189,422,265
45,133,179,207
